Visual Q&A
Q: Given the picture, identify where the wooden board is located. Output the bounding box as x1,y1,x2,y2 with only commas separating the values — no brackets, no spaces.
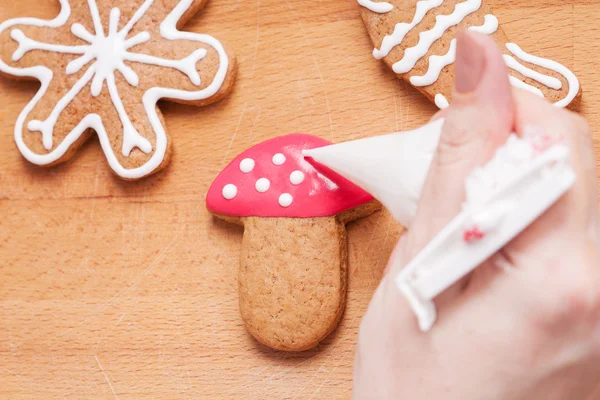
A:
1,0,599,398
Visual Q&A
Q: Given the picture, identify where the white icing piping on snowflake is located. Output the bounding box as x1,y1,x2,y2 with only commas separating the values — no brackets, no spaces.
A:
0,0,229,179
361,0,580,109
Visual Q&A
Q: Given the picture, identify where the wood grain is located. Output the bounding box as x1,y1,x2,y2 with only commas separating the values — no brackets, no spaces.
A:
0,0,598,398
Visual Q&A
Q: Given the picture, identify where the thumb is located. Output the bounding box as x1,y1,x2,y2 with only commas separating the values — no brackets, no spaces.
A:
387,31,517,311
411,31,515,249
389,31,515,286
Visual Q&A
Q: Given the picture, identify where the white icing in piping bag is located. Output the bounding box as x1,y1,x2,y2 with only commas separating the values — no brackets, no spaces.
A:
303,121,575,331
303,118,443,228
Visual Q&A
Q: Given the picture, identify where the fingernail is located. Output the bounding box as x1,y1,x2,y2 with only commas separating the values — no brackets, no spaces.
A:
384,234,407,276
455,31,486,94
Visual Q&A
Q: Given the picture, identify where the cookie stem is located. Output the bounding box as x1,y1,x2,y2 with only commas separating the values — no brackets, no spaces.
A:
238,215,349,351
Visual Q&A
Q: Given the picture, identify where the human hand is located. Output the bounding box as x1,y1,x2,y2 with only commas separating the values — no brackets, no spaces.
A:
354,31,600,400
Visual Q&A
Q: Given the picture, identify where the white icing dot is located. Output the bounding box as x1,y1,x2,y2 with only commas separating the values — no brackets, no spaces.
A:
290,170,305,185
255,178,270,193
239,158,255,173
222,184,237,200
272,153,286,165
279,193,293,207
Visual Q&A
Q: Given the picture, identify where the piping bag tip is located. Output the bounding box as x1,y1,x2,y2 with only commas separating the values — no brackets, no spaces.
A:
301,119,445,227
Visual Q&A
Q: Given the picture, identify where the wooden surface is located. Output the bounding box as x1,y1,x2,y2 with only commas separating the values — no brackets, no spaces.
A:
1,0,599,398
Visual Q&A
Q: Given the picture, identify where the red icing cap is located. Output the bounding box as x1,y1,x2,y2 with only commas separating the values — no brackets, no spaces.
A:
206,134,374,218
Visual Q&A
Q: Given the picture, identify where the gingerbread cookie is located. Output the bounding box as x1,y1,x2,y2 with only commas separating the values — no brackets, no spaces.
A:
207,134,380,351
358,0,581,109
0,0,236,179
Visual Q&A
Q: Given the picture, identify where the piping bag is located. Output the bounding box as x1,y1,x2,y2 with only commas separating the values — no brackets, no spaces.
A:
305,118,444,228
303,119,576,331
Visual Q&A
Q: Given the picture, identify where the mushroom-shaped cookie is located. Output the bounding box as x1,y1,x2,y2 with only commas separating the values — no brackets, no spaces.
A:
207,134,380,351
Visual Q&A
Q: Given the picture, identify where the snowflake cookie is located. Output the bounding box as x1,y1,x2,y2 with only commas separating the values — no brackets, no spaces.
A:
0,0,236,179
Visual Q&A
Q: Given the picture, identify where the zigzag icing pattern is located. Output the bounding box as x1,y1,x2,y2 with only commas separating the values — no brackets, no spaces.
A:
359,0,580,109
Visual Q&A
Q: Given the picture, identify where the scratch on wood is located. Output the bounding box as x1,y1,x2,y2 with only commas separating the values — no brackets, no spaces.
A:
115,313,126,325
393,90,399,132
2,368,34,386
235,356,313,394
398,85,404,131
89,160,100,221
379,214,398,269
311,54,334,142
56,224,187,339
248,106,262,146
502,0,543,56
250,0,261,80
285,0,334,142
94,355,119,399
403,81,410,131
222,103,247,167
